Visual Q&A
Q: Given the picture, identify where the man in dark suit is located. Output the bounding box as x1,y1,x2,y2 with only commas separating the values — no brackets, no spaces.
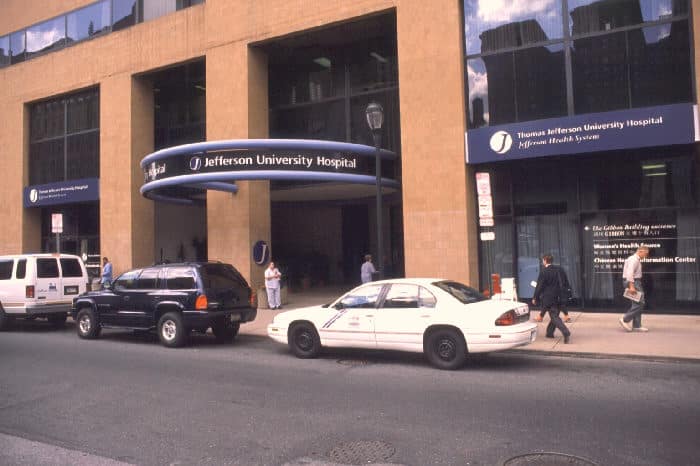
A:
532,254,571,344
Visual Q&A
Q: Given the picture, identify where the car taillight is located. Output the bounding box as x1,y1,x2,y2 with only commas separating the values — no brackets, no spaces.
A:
249,287,257,308
26,285,35,299
495,310,515,326
195,294,208,310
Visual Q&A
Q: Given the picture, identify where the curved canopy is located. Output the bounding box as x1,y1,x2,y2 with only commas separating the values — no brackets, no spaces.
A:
140,139,399,204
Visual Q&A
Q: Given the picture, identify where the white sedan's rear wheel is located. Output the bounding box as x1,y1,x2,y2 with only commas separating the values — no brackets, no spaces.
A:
425,328,467,370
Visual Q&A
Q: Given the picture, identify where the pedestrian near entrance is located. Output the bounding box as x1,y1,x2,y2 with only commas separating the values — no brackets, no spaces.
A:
100,257,112,289
532,254,571,344
265,261,282,310
619,246,650,332
535,264,572,323
360,254,376,284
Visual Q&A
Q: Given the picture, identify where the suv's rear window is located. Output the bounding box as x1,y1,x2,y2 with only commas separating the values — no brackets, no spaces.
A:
165,267,196,290
0,260,13,280
16,260,26,279
37,258,60,278
60,258,84,277
199,264,247,289
433,280,488,304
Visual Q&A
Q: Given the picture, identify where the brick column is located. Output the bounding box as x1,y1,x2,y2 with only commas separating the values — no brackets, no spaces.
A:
99,74,155,275
206,43,270,288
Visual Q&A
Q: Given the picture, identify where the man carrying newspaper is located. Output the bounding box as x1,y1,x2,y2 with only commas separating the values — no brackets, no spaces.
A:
619,246,649,333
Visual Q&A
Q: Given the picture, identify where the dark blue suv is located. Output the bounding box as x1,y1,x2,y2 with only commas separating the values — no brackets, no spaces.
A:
71,262,257,347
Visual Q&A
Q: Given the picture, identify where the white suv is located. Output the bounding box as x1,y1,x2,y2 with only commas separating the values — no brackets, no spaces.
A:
0,253,89,330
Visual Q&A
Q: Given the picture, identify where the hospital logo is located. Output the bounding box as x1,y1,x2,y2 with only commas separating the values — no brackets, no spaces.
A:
489,130,513,154
29,189,39,203
189,156,202,171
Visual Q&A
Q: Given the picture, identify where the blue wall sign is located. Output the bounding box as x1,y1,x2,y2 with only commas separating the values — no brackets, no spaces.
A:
466,103,698,164
253,240,270,265
24,178,100,208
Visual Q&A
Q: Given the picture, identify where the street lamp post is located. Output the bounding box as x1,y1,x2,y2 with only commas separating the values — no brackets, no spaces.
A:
366,102,384,280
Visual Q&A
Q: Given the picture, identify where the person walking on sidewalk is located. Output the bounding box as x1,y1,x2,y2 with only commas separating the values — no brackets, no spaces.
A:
532,254,571,344
265,261,282,310
360,254,376,284
619,246,649,332
100,257,113,289
535,263,572,323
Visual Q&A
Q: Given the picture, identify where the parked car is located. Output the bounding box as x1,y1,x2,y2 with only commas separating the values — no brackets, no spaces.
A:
0,253,89,330
71,261,257,347
267,278,537,370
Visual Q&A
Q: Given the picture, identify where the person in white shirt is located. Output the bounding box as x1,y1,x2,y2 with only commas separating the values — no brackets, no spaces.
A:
360,254,376,284
619,246,649,332
264,261,282,310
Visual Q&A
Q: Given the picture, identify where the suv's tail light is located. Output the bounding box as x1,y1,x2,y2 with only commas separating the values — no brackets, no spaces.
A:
249,287,257,308
495,310,515,326
26,285,35,299
195,294,208,310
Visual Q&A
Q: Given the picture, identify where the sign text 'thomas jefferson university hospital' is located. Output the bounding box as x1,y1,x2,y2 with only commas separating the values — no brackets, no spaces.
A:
466,103,698,163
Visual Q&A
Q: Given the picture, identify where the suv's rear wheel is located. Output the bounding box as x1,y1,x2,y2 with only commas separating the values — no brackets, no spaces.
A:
47,313,67,328
158,312,187,348
76,308,101,339
211,317,240,343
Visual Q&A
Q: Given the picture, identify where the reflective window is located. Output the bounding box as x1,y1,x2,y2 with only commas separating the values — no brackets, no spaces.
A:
10,30,25,63
37,258,60,278
136,268,160,289
60,258,84,277
67,91,100,133
0,36,9,67
569,0,689,35
16,260,27,279
464,0,564,55
629,21,691,108
67,1,110,43
271,101,346,142
113,0,138,31
572,31,629,114
26,17,65,58
30,100,65,141
349,39,398,94
114,270,140,290
0,261,13,280
383,284,420,308
434,281,488,304
67,133,100,179
143,0,177,21
338,284,384,309
166,267,197,289
269,52,345,107
30,139,65,184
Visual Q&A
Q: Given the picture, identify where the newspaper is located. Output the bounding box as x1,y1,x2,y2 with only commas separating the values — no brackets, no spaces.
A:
623,289,644,303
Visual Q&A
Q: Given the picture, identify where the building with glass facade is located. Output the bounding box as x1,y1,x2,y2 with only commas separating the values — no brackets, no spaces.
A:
1,0,698,312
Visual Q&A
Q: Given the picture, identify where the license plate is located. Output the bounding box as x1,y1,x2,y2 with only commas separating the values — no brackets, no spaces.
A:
64,285,79,295
230,314,241,322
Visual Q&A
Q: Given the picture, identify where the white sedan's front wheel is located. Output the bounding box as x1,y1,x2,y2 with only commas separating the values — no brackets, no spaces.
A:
288,322,321,359
425,328,467,370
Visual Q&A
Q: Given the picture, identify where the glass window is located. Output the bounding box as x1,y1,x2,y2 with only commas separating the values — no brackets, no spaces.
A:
572,31,629,114
30,100,66,141
37,258,60,278
514,44,567,122
383,284,420,308
143,0,178,22
10,30,26,63
629,21,691,108
136,268,160,289
467,57,493,128
0,35,9,67
30,139,65,185
16,260,27,279
569,0,689,36
26,17,65,58
464,0,564,55
60,258,84,277
269,54,345,107
113,0,138,31
0,261,13,280
199,264,246,289
338,283,384,309
114,270,140,290
67,1,110,43
478,219,514,294
348,39,398,94
166,267,197,289
271,101,346,142
434,281,488,304
67,132,100,180
67,90,99,133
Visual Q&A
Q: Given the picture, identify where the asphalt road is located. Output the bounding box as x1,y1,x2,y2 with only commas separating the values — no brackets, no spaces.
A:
1,320,699,466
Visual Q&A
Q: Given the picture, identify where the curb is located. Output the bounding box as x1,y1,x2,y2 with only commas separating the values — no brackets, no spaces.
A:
509,348,700,364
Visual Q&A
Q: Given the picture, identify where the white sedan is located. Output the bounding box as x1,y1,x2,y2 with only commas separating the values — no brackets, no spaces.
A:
267,278,537,370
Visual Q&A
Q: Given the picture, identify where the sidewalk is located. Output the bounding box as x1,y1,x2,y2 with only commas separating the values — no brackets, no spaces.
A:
242,289,700,362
